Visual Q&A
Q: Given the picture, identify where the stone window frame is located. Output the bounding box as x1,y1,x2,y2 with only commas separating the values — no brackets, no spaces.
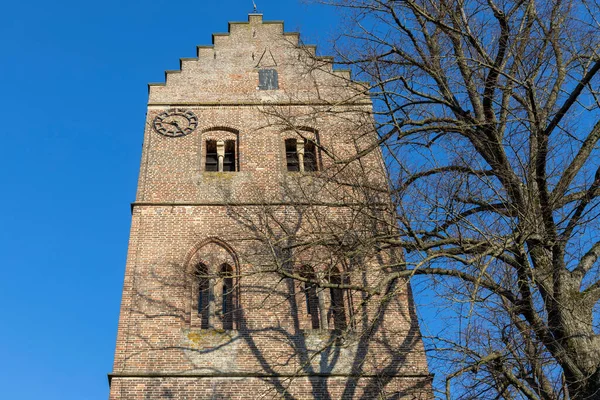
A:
185,238,241,331
281,127,322,173
199,127,240,173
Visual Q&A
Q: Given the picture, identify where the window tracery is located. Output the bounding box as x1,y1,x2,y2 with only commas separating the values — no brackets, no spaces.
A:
188,240,239,331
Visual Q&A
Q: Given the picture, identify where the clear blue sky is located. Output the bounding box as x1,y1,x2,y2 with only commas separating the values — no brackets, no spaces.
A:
0,1,339,399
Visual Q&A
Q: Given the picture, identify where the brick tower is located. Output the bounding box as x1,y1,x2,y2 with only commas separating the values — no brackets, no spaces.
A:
109,13,433,399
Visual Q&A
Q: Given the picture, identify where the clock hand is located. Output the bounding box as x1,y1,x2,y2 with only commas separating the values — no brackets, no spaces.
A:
170,121,185,134
164,121,182,133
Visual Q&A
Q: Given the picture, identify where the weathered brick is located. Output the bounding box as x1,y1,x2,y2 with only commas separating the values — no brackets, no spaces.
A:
109,13,432,399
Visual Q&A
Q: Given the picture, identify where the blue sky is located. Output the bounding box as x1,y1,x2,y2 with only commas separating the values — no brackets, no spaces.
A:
0,1,339,399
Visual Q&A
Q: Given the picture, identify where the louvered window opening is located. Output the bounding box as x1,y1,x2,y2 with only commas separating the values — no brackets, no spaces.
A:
285,139,299,172
223,140,236,172
285,138,318,172
304,140,318,171
205,140,218,172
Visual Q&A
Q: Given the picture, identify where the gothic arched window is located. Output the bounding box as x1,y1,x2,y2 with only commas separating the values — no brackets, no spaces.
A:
196,263,211,329
298,265,349,331
220,264,235,330
300,265,327,330
301,266,321,329
329,269,347,331
194,261,236,330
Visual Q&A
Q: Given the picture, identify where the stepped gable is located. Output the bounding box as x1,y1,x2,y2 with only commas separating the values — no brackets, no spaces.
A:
109,11,433,400
148,13,359,105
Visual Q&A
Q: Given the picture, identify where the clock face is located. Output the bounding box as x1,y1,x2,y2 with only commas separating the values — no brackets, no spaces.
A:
153,109,198,137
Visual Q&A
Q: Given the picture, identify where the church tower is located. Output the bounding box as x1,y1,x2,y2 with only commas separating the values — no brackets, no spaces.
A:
109,13,432,399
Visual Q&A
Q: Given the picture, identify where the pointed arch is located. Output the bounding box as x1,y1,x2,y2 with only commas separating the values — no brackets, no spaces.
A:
184,237,240,274
185,238,240,330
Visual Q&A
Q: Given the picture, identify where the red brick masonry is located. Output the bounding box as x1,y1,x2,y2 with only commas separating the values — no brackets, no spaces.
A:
109,13,433,400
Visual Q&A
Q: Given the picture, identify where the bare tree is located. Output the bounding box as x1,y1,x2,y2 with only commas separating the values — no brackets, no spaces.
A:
247,0,600,398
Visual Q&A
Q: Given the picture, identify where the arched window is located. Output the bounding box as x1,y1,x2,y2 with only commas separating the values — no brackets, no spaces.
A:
298,265,349,331
193,261,236,330
300,265,327,329
196,263,211,329
302,270,321,329
220,264,234,330
329,270,347,331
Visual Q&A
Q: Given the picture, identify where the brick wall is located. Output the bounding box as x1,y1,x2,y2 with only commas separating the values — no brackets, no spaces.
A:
109,377,432,400
110,13,432,399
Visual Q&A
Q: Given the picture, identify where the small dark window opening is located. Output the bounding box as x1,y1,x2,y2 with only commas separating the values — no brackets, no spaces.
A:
221,264,234,330
300,265,321,329
304,281,321,329
223,140,236,172
205,140,218,172
304,140,318,171
285,139,299,172
258,69,279,90
196,264,210,329
329,273,347,331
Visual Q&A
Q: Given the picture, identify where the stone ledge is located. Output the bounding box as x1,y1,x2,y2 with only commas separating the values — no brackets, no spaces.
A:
108,372,434,385
146,101,373,106
130,201,389,213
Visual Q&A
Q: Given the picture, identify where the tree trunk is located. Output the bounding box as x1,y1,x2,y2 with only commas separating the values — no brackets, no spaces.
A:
553,274,600,399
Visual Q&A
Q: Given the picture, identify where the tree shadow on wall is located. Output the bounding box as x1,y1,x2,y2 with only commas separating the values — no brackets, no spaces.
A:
115,251,430,399
113,183,431,399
